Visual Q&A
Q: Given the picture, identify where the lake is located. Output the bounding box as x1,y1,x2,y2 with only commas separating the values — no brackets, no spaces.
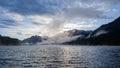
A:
0,45,120,68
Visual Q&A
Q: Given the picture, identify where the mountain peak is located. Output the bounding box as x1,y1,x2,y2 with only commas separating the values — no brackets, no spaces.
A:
31,35,41,38
22,35,42,44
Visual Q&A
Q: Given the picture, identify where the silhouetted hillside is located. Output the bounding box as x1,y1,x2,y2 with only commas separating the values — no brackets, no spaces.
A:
65,16,120,45
0,35,20,45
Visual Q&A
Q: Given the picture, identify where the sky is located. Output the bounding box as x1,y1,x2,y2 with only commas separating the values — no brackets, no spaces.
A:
0,0,120,40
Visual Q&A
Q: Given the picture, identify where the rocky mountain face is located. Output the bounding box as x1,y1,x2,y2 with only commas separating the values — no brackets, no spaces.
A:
0,35,20,45
22,35,42,44
65,16,120,45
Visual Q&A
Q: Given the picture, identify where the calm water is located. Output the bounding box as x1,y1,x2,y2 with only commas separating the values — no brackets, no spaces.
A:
0,45,120,68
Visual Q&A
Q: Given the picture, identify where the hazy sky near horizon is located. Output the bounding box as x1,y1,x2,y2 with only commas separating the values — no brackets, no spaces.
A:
0,0,120,40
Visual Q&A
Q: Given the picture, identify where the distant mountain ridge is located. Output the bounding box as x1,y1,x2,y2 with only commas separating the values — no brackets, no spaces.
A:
22,35,42,44
38,29,92,44
1,16,120,45
21,29,92,44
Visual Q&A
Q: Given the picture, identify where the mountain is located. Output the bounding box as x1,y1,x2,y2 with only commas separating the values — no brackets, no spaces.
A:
89,16,120,37
22,35,42,44
41,29,92,44
87,16,120,45
64,29,92,37
65,16,120,45
0,35,20,45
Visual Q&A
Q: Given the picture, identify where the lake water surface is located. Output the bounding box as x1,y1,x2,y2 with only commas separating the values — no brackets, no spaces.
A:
0,45,120,68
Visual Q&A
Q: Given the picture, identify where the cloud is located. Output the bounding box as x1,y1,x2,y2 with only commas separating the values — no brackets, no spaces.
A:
0,25,10,28
16,32,22,35
0,15,19,28
0,0,69,15
100,0,120,4
16,32,38,36
64,8,110,19
0,0,119,39
0,19,17,25
0,0,118,16
0,9,22,29
0,0,119,18
32,22,44,26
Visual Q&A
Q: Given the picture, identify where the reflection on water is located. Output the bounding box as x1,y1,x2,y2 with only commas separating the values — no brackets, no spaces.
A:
0,45,120,68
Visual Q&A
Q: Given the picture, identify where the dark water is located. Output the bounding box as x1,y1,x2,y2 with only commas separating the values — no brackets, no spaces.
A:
0,45,120,68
